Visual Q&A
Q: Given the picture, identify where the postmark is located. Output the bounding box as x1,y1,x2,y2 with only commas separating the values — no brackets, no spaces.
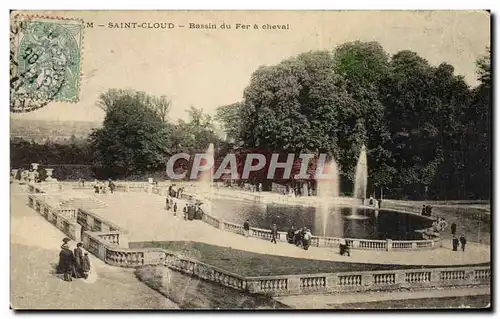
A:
10,14,84,113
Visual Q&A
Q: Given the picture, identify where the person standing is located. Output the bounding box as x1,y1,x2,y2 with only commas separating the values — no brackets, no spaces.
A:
452,235,459,251
421,205,426,216
287,226,295,243
303,228,312,250
459,234,467,252
73,243,85,278
81,252,91,279
243,219,250,237
173,202,178,216
58,244,75,282
270,224,278,244
451,222,457,236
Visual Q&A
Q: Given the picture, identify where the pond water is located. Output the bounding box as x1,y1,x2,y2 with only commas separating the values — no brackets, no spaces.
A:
210,198,432,240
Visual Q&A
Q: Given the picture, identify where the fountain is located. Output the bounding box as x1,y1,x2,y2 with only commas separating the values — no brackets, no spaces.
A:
347,144,369,220
353,144,368,203
198,143,215,213
315,158,340,236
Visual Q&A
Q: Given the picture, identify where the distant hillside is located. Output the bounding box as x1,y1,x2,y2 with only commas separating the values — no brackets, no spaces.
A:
10,119,101,143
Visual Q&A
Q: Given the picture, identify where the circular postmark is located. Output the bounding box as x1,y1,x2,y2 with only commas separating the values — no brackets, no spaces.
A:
10,18,80,113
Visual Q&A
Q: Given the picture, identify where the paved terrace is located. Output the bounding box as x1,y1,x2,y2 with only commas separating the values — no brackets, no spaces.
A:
75,189,489,266
10,185,178,309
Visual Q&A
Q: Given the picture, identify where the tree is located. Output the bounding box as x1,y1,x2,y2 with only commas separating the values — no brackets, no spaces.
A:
97,89,172,123
332,41,393,191
464,48,490,198
152,95,172,123
89,89,172,178
215,102,244,144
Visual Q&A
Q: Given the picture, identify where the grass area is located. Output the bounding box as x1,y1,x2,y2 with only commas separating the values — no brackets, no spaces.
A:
136,265,289,309
331,294,491,309
130,241,489,277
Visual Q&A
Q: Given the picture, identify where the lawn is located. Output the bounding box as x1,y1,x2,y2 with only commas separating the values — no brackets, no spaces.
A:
130,241,489,277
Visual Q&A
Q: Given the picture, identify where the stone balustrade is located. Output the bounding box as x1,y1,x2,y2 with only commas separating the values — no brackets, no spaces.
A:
27,192,81,242
24,182,490,298
202,212,220,229
245,265,490,295
57,208,77,221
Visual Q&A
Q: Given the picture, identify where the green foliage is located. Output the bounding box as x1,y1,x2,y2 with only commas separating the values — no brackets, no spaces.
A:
90,89,172,178
219,42,490,199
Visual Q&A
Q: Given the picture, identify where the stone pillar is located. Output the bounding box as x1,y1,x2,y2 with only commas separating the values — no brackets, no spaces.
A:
362,273,374,288
287,277,301,294
326,274,338,291
118,232,129,248
386,239,393,251
352,239,360,249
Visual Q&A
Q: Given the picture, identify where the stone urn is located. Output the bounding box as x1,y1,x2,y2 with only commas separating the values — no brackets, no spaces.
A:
148,177,154,184
11,169,18,178
31,163,39,170
45,168,55,181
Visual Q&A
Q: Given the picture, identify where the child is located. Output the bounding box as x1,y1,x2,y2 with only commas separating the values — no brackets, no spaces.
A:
82,252,91,279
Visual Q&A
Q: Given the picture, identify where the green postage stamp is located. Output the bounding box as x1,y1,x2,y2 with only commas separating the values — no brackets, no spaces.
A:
10,15,84,113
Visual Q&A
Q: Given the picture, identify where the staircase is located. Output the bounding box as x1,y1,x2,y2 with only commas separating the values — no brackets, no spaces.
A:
59,196,108,210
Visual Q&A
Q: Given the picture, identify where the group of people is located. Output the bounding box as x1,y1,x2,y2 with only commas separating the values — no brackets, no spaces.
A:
421,205,433,216
168,184,185,198
166,195,203,221
56,239,91,282
286,226,313,250
432,217,448,232
93,179,116,194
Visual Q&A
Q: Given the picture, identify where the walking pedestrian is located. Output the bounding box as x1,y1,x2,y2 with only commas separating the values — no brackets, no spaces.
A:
173,202,178,216
270,224,278,244
452,235,459,251
451,222,457,236
243,219,250,237
459,234,467,252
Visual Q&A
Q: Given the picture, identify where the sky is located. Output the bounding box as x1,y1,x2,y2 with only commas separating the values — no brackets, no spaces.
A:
10,10,491,123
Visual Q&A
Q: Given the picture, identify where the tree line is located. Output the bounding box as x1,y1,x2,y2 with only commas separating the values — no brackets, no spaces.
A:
11,41,490,199
215,42,491,200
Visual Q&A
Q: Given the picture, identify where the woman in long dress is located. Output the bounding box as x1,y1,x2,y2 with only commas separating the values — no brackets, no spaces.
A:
57,244,75,282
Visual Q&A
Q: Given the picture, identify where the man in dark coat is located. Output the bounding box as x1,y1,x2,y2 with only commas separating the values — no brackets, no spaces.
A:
57,244,75,281
270,224,278,244
452,235,459,251
459,234,467,252
421,205,426,216
287,226,295,243
73,243,85,278
243,219,250,237
451,222,457,236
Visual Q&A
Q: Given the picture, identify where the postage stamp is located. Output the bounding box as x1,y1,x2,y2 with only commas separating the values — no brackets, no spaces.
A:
10,15,84,113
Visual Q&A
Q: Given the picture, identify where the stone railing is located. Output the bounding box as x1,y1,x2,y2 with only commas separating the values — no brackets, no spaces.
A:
24,182,489,297
28,181,442,251
27,193,81,242
200,208,440,251
244,266,491,296
202,212,221,229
